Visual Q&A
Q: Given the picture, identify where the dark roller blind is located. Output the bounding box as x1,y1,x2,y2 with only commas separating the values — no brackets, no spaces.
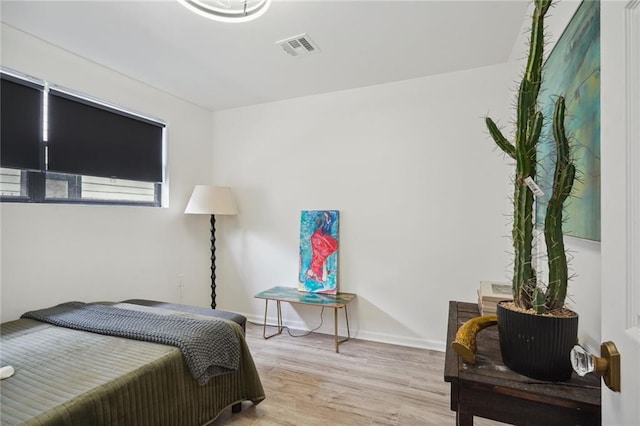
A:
0,74,43,170
47,89,164,183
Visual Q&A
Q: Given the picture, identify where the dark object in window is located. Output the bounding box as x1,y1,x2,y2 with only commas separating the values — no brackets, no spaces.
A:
0,74,43,171
48,90,164,183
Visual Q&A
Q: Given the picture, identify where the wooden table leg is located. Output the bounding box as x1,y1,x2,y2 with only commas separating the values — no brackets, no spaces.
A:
456,406,474,426
262,299,283,339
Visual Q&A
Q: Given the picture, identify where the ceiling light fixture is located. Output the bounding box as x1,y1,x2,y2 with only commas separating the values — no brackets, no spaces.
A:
177,0,271,23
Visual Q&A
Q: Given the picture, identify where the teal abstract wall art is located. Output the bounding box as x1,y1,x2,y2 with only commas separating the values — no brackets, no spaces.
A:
536,0,601,241
299,210,339,294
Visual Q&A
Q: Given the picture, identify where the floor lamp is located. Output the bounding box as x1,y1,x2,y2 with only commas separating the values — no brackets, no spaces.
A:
185,185,238,309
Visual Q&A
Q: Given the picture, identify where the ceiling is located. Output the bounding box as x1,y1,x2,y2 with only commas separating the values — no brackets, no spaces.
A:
0,0,530,111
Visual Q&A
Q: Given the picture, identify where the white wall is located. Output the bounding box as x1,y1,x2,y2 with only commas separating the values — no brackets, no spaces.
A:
0,24,216,321
210,0,601,351
212,63,519,350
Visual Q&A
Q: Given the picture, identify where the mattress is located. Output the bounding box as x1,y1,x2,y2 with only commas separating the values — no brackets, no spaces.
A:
0,302,265,426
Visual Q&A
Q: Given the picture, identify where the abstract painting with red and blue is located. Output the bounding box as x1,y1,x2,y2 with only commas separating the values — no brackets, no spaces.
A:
298,210,339,294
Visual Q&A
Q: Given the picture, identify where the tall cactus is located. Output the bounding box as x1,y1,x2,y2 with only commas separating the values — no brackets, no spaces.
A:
485,0,575,313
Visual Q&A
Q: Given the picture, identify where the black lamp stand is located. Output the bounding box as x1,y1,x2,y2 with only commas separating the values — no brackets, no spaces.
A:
209,214,217,309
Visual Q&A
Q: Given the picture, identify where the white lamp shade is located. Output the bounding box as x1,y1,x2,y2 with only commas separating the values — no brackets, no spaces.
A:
185,185,238,215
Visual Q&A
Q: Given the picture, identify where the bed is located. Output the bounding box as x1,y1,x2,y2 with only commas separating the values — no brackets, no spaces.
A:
0,299,265,425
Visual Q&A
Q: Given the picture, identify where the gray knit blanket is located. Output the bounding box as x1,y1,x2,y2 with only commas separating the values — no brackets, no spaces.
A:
21,302,240,385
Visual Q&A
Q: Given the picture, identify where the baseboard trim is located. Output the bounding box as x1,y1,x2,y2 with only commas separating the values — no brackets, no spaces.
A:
243,313,446,353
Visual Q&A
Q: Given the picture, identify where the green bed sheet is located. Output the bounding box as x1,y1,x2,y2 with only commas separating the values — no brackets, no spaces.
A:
0,310,264,425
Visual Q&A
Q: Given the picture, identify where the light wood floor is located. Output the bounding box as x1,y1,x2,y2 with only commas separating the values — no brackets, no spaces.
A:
214,323,506,426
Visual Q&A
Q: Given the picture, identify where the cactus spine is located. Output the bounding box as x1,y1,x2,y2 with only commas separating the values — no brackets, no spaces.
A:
485,0,575,314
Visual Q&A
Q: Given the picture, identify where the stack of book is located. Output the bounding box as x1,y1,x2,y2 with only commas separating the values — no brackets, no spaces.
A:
477,281,512,316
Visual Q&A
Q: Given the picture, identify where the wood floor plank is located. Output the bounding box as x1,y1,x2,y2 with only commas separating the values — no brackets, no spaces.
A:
213,323,506,425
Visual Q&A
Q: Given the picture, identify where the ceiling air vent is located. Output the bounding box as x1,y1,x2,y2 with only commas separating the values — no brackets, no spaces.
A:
276,33,320,57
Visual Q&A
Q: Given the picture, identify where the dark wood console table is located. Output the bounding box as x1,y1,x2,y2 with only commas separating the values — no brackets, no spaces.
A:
444,301,601,425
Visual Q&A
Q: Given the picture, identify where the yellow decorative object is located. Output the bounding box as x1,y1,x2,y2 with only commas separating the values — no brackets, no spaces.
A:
452,315,498,364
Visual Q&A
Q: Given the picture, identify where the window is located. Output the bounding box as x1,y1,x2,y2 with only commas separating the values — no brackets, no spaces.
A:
0,168,26,198
0,168,160,204
0,69,165,206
